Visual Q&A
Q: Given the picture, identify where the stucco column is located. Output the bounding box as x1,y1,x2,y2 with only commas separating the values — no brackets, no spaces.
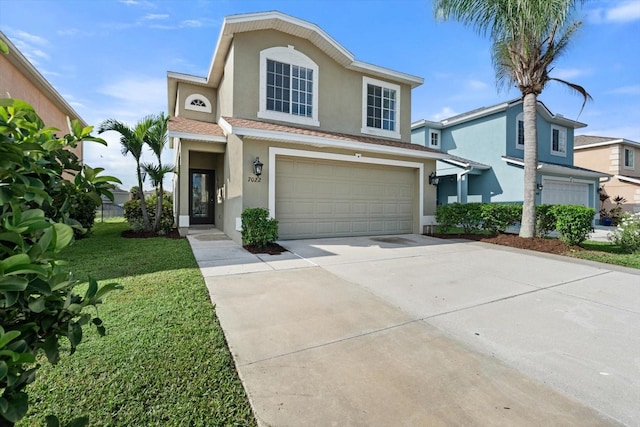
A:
178,144,190,230
457,172,469,203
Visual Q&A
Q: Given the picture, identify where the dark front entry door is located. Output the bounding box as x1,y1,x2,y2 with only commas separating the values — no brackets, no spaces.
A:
189,169,215,225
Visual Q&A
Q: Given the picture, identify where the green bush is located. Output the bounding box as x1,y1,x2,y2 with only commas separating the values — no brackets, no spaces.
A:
535,204,556,238
609,213,640,253
480,204,522,234
435,203,483,233
124,195,174,234
241,207,279,248
551,205,595,246
69,191,101,237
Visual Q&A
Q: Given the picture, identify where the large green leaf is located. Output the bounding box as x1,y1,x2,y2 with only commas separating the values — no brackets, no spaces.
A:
0,329,21,349
0,254,30,272
53,223,73,252
0,391,28,423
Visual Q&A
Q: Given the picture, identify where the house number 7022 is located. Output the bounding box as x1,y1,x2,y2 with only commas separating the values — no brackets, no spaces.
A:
248,176,261,183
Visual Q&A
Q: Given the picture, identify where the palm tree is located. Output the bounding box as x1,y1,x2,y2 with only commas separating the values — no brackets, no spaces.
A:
98,116,156,232
434,0,591,237
144,113,173,232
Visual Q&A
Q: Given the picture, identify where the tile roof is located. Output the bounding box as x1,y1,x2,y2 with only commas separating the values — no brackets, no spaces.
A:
574,135,618,146
168,116,224,137
502,156,609,177
222,116,445,155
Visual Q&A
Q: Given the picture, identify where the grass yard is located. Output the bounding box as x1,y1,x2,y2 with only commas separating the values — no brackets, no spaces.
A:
18,221,256,426
572,241,640,269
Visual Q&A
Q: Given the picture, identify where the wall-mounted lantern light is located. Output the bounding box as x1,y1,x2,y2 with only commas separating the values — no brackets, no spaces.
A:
429,172,440,186
536,183,544,191
253,157,263,176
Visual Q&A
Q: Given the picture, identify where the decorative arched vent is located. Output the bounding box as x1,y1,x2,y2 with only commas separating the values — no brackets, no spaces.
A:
185,94,211,113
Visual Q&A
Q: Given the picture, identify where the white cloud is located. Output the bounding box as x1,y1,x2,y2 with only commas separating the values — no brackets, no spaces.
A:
12,29,49,46
607,85,640,95
553,67,589,80
431,107,457,121
180,19,202,28
142,14,169,21
587,1,640,24
467,79,489,90
98,77,167,108
57,28,78,36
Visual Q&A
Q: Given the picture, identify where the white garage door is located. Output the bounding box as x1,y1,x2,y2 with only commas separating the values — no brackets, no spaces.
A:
276,157,415,239
541,179,589,206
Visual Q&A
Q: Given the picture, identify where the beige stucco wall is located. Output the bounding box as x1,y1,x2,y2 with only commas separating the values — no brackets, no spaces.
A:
0,54,83,160
216,43,235,120
175,82,217,122
230,30,413,142
223,134,244,243
575,145,640,213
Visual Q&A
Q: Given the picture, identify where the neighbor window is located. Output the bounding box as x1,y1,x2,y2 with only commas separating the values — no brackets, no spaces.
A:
259,46,319,126
624,147,635,169
550,125,567,156
429,130,441,149
361,76,401,139
516,112,524,149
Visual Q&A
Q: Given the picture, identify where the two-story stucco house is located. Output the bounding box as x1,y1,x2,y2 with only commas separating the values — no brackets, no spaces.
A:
0,31,84,161
411,99,608,212
574,135,640,213
167,11,449,242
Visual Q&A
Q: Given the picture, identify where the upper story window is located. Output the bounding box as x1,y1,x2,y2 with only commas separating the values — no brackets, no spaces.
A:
361,76,401,139
624,147,635,169
516,112,524,149
259,46,319,127
185,94,211,113
429,129,441,149
550,125,567,156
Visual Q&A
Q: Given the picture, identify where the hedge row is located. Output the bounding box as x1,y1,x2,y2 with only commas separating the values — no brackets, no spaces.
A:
435,203,595,245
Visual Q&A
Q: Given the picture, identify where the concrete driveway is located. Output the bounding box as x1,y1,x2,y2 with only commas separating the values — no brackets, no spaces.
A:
195,232,640,426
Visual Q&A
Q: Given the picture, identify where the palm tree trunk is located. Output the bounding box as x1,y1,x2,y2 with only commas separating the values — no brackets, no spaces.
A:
519,93,538,238
137,164,152,232
154,182,163,232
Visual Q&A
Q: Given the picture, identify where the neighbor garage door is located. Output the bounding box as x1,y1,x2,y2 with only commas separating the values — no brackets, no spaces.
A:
275,157,415,239
541,179,589,206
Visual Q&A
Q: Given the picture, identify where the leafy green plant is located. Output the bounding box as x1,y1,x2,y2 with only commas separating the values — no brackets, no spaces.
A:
0,98,121,425
124,194,174,234
609,213,640,253
435,203,484,233
241,208,279,248
551,205,595,246
480,204,522,234
535,204,556,238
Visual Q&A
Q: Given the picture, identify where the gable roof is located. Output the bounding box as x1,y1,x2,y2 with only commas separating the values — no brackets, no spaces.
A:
167,11,424,111
412,98,586,130
501,156,610,178
0,31,87,127
574,135,640,149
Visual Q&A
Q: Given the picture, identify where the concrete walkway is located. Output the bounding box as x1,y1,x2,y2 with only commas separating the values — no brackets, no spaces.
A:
189,230,638,426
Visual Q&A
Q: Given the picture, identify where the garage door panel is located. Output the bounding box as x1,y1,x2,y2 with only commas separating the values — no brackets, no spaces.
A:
542,179,589,206
276,157,415,239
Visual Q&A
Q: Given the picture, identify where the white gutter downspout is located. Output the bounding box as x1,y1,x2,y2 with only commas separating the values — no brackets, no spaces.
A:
457,167,474,203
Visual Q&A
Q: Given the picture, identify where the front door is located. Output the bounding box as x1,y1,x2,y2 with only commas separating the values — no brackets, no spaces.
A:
189,169,215,225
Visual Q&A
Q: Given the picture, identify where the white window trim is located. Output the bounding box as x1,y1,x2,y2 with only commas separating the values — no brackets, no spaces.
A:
184,94,212,113
361,76,401,140
258,46,320,127
624,147,635,169
516,112,524,150
550,125,567,157
429,129,441,149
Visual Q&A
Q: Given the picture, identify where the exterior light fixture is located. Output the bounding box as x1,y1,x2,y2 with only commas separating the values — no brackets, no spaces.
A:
429,172,440,186
253,157,263,176
536,183,544,191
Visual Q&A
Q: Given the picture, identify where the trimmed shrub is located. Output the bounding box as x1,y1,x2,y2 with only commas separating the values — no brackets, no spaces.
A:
241,207,279,248
69,191,101,236
480,204,522,234
551,205,595,246
124,196,174,234
535,204,556,238
435,203,484,233
609,213,640,253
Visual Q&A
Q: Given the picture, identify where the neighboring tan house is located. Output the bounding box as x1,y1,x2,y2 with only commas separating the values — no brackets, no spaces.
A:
0,31,84,161
574,135,640,213
411,99,608,213
167,11,450,241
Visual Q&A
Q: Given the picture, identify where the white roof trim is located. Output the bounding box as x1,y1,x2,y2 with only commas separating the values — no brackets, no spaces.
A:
574,138,640,150
501,156,607,178
222,121,449,161
167,130,227,143
615,175,640,185
167,71,208,85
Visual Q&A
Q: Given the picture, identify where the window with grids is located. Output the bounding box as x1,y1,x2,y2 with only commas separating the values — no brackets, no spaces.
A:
366,84,396,131
430,130,440,148
516,113,525,148
266,59,313,118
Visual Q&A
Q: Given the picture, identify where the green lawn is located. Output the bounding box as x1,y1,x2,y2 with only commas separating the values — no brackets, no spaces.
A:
18,222,256,426
572,241,640,269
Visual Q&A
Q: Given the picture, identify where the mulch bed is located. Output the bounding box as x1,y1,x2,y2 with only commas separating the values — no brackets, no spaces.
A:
430,233,583,255
121,229,183,239
243,243,288,255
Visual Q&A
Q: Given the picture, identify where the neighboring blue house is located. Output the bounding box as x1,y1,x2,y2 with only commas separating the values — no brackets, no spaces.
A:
411,99,607,212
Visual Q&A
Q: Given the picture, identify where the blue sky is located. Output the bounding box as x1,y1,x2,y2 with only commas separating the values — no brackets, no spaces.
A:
1,0,639,191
